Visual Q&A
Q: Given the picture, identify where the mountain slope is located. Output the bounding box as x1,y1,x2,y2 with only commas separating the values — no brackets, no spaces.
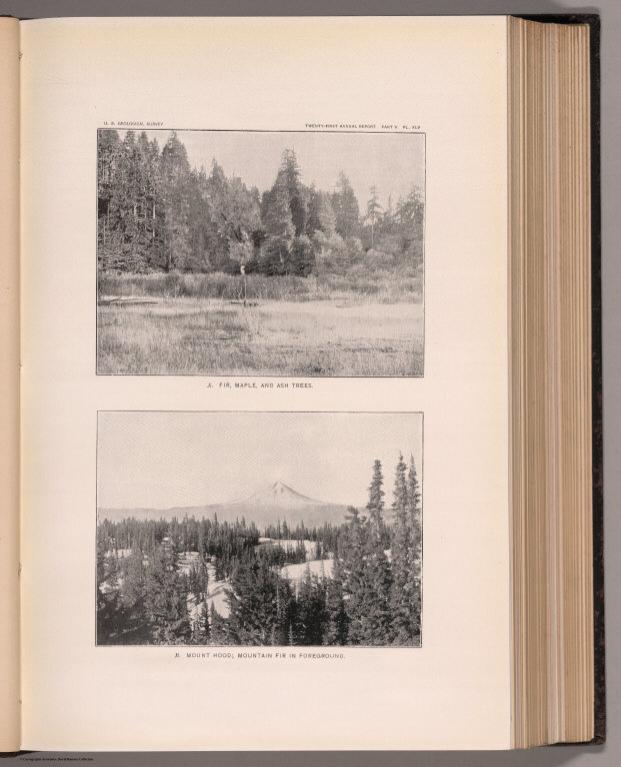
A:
98,481,349,529
231,481,327,509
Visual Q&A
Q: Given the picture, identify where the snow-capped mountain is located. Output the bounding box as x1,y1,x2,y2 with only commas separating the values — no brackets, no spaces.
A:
98,481,348,529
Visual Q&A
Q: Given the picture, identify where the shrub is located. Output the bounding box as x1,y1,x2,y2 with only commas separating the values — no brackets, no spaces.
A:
291,235,315,276
345,236,363,256
364,249,394,270
98,271,318,302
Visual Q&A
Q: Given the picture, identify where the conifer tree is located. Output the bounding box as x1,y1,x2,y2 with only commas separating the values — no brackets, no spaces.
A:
190,601,210,645
188,562,208,603
367,459,385,539
209,603,227,645
144,543,191,644
159,131,192,271
307,185,336,236
331,172,360,238
274,577,295,646
360,459,393,644
119,548,146,617
225,557,288,645
324,557,348,645
390,454,413,644
280,148,309,236
339,506,368,644
262,172,295,274
295,567,326,645
366,185,382,248
406,456,423,643
96,539,129,643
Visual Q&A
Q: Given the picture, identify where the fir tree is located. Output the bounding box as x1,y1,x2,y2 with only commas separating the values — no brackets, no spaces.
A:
274,577,295,646
406,456,422,643
366,185,382,248
187,562,208,603
390,453,413,644
190,600,210,645
262,172,295,274
280,148,309,236
331,172,360,238
307,185,336,236
295,567,326,645
339,506,368,644
366,459,385,540
324,557,348,645
358,459,393,644
159,131,192,271
144,542,191,644
209,603,227,645
119,548,146,617
96,539,130,644
225,557,288,645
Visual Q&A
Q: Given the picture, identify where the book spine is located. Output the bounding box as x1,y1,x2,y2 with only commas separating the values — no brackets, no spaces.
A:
0,16,21,755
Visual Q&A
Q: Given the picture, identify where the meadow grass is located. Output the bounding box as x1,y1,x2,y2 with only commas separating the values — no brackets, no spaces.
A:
98,268,422,305
97,297,423,376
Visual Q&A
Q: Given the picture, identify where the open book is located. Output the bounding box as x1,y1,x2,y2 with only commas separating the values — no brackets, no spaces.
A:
0,15,603,752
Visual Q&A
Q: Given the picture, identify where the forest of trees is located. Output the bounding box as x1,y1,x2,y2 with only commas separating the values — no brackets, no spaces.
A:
97,130,424,279
97,454,422,647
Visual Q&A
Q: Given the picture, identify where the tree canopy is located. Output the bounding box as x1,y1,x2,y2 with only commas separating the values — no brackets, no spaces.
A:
98,130,424,278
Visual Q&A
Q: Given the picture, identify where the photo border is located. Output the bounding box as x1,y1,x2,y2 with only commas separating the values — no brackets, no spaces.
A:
95,409,424,649
95,127,426,379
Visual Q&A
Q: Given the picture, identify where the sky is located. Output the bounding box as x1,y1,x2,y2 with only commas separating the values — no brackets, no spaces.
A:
121,129,425,211
97,411,423,510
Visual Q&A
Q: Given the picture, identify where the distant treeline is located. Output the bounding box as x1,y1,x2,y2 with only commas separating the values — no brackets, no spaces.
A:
97,455,422,647
97,130,424,278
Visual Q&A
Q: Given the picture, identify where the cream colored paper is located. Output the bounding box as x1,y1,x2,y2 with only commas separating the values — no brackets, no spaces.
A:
20,17,510,750
0,16,21,754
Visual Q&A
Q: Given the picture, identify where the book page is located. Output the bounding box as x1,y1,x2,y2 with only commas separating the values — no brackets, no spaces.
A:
0,16,21,754
19,17,511,750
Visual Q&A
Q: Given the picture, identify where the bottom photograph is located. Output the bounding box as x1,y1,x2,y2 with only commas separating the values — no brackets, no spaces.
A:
96,411,423,647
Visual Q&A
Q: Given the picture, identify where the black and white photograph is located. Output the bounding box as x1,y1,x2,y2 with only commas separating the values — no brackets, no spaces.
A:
96,411,423,647
96,129,425,376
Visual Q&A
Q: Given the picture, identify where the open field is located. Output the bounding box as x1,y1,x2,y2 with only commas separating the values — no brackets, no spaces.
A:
97,273,424,376
97,295,423,376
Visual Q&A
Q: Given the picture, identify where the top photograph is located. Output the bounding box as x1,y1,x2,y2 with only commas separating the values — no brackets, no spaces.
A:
96,129,425,377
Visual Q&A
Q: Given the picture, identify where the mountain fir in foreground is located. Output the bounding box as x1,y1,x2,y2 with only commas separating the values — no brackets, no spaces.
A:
97,455,422,647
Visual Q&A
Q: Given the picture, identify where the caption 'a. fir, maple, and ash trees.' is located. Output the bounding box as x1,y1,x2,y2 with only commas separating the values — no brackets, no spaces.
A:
96,130,424,377
97,455,422,647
